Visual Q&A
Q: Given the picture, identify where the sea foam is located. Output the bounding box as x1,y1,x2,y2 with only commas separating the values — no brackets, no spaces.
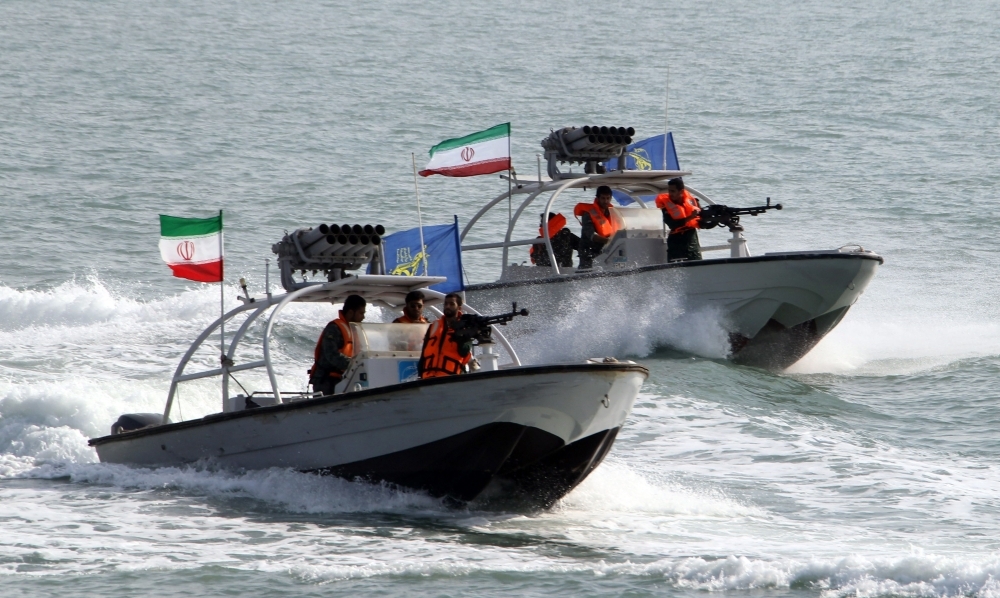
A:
516,276,731,363
788,316,1000,375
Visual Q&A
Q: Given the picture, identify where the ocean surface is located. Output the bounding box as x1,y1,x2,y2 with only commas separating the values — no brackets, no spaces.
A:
2,0,1000,595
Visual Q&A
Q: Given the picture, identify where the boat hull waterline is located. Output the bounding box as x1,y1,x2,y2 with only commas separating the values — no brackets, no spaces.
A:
90,363,647,506
465,251,882,370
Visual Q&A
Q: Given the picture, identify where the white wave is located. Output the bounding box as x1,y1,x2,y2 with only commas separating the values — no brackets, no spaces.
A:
557,461,759,518
515,277,731,363
56,463,444,514
267,549,1000,597
607,552,1000,598
0,276,218,331
788,317,1000,375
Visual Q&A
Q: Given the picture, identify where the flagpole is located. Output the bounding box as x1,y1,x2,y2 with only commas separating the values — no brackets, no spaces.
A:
507,130,512,225
411,153,429,276
218,209,227,407
664,66,669,170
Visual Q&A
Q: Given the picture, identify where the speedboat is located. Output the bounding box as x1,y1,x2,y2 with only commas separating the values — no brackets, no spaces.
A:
460,126,883,369
89,227,647,508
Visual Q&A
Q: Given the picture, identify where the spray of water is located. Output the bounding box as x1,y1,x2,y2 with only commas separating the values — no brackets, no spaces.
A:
789,316,1000,375
513,276,732,364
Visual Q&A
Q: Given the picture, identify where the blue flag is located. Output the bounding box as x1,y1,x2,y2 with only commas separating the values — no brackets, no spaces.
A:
374,219,464,293
604,133,680,206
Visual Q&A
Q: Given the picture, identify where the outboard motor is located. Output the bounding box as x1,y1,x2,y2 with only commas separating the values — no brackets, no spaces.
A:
111,413,169,435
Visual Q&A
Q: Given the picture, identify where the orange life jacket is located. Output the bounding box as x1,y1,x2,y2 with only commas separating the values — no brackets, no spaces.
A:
655,190,700,234
529,213,567,263
393,313,428,324
419,313,472,379
574,201,619,239
311,312,354,380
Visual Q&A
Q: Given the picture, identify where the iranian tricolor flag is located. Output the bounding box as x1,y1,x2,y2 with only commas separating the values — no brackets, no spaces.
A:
159,213,224,283
419,123,511,177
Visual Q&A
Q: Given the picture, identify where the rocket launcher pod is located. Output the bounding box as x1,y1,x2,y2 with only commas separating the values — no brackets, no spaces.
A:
272,223,389,291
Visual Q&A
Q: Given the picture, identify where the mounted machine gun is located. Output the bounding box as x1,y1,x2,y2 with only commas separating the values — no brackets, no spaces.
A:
451,303,530,345
699,197,783,231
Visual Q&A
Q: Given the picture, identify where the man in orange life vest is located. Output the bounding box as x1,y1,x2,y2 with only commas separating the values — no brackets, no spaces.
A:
656,178,703,262
530,212,580,268
393,290,428,324
309,294,366,396
575,185,620,269
418,292,473,379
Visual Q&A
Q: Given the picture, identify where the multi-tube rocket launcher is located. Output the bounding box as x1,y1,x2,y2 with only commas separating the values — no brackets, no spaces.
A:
541,125,635,178
272,223,387,291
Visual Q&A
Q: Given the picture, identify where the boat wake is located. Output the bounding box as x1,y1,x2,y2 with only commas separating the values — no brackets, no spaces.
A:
513,277,732,364
788,315,1000,375
3,277,1000,596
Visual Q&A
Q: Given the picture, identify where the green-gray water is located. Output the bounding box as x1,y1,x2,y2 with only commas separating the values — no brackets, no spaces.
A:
2,0,999,595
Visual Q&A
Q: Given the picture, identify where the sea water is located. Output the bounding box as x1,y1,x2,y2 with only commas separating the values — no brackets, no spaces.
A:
2,0,999,595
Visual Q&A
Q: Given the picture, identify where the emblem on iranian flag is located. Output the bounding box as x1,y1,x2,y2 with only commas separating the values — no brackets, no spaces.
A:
419,123,510,177
177,240,196,261
158,213,224,282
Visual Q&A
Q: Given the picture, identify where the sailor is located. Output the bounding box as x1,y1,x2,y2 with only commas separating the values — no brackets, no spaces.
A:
656,178,703,261
574,185,620,269
309,294,366,396
418,292,473,379
530,212,580,268
393,290,428,324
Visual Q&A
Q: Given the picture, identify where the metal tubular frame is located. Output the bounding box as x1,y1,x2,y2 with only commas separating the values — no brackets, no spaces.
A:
459,171,695,279
502,185,567,276
162,277,522,423
163,299,279,423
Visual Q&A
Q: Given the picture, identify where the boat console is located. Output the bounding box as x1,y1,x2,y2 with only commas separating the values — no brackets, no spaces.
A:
336,322,430,392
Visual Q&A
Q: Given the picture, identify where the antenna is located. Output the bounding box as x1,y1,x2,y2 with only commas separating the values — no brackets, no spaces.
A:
411,153,429,276
664,65,669,170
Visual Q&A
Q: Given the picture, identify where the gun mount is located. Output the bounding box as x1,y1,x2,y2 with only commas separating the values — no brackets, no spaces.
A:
451,302,530,346
699,197,783,231
272,223,387,291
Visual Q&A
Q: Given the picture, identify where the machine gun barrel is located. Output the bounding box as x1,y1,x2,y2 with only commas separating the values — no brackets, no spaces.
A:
698,197,783,230
474,305,530,328
450,303,530,345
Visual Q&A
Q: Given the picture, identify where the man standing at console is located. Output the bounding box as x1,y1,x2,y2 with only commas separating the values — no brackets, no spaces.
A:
393,290,428,324
419,292,473,379
575,185,620,269
310,294,366,396
656,178,703,261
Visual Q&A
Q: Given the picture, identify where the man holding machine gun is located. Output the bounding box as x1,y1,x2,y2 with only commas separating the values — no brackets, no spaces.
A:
418,292,473,379
656,178,703,262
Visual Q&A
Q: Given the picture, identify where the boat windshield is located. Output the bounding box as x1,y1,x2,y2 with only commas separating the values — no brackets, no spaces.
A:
352,322,430,354
614,207,662,232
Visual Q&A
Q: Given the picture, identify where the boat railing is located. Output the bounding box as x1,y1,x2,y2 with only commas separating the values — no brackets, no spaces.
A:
455,169,765,276
162,275,523,424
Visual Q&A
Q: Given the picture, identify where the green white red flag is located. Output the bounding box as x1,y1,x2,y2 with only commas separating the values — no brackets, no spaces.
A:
159,213,224,283
419,123,511,177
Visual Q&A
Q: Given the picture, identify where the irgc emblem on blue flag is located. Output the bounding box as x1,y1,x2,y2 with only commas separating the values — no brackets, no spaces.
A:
604,133,681,206
374,218,465,293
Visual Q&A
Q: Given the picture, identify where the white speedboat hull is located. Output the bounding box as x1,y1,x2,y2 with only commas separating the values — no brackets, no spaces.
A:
465,251,882,369
90,363,647,506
